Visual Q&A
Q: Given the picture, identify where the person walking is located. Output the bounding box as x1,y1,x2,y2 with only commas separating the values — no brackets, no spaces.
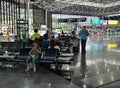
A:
79,26,89,53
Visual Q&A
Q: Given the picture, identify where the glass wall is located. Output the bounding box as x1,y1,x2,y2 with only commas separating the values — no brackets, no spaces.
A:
0,0,30,41
52,14,99,33
52,14,76,33
0,0,21,35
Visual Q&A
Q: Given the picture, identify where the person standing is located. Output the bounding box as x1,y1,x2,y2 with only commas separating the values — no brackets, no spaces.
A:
79,26,89,53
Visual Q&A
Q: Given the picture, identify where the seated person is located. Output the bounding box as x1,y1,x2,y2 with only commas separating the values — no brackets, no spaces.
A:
60,34,65,40
25,41,41,72
21,36,29,43
49,40,60,51
49,40,60,57
43,30,51,49
14,36,20,42
35,35,43,47
71,31,76,38
56,34,61,40
31,29,40,41
56,41,61,49
60,39,65,47
64,35,71,45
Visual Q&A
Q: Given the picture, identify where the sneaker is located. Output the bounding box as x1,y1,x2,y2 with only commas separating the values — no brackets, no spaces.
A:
25,68,30,72
33,67,36,72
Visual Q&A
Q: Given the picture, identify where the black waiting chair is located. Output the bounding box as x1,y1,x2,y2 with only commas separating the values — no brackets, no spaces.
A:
40,49,59,70
40,49,58,62
0,42,23,52
14,48,31,62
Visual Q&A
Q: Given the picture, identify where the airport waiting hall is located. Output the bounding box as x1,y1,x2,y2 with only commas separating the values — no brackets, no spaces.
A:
0,0,120,88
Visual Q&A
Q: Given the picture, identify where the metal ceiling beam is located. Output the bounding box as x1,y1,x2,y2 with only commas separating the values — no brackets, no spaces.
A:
18,0,120,16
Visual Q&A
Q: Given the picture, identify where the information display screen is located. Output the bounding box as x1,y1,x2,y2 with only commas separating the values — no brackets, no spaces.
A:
78,18,87,22
30,0,35,2
58,18,87,23
91,19,108,25
58,19,68,23
107,43,118,49
108,20,118,25
99,20,103,24
69,18,78,22
103,20,108,25
91,19,99,24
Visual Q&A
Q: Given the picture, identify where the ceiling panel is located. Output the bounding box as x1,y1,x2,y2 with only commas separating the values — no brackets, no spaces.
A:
20,0,120,16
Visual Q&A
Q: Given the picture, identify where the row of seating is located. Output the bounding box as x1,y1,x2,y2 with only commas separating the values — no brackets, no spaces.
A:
0,40,79,53
0,41,79,70
0,42,34,53
0,46,74,71
17,48,73,70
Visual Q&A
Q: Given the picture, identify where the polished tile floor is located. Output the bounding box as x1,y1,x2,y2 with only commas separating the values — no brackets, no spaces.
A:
72,35,120,88
0,67,79,88
0,35,120,88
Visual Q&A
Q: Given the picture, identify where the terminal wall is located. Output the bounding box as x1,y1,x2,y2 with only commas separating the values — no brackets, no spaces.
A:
32,5,52,29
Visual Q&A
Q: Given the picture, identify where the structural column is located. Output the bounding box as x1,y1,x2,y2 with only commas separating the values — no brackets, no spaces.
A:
27,0,30,31
47,12,52,29
45,10,48,27
32,5,52,29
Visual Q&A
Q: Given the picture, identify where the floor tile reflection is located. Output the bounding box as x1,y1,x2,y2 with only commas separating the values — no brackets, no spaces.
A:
72,36,120,88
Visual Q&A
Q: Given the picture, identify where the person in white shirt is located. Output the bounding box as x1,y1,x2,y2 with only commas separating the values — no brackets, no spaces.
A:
49,40,60,51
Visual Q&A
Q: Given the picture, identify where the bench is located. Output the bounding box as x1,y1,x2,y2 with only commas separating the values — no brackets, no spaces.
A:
0,42,23,52
40,49,73,70
14,48,31,62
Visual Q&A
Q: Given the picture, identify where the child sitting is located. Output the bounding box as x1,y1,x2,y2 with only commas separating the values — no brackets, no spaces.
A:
25,41,41,72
